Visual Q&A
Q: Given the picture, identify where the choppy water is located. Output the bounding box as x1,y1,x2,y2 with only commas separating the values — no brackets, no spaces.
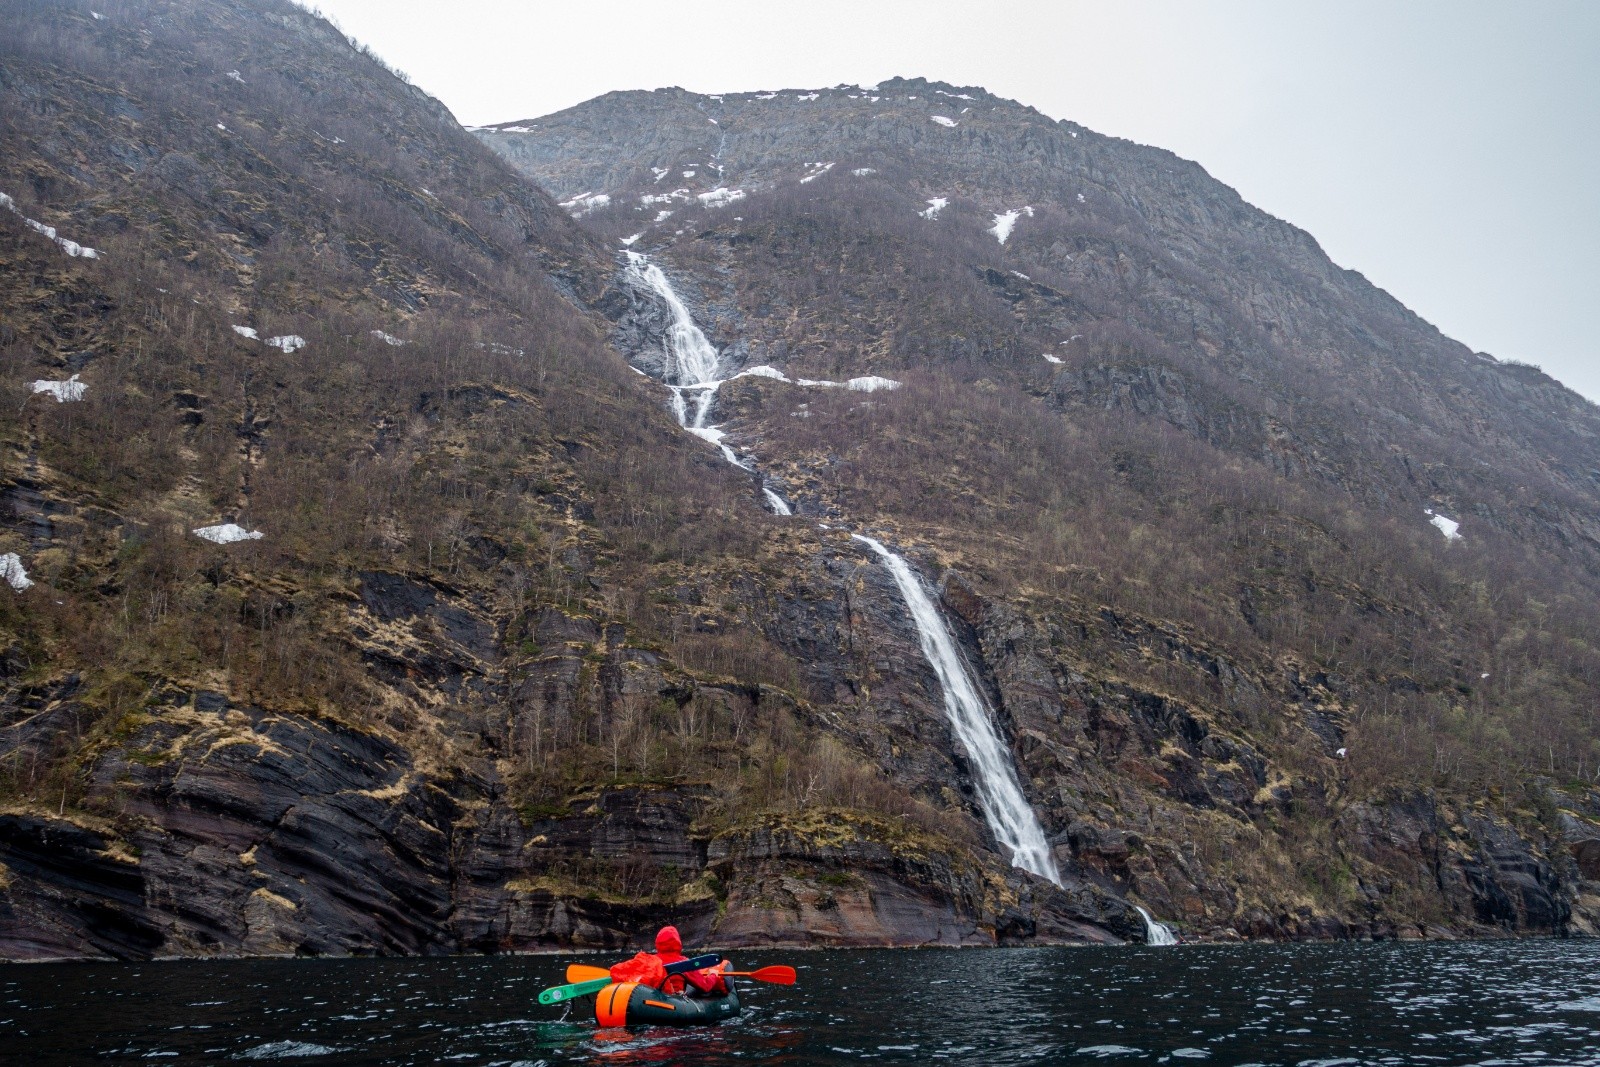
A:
4,941,1598,1065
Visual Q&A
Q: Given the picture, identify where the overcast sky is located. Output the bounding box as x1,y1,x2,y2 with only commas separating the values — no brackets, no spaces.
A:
304,0,1600,402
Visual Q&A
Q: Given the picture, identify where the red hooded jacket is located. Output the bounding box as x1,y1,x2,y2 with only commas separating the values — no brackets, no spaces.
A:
652,925,727,995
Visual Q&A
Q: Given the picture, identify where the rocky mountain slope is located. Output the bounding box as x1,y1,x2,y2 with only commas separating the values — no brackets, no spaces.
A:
478,81,1600,938
0,1,1594,961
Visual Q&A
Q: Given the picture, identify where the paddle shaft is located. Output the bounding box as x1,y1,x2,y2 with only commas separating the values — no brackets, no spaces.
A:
539,954,721,1006
567,962,794,985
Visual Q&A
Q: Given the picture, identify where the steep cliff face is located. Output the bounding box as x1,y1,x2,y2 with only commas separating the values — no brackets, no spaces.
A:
0,0,1136,959
476,81,1600,939
1,1,1597,962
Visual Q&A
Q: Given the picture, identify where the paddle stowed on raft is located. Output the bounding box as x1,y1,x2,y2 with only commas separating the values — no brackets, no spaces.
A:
539,956,797,1028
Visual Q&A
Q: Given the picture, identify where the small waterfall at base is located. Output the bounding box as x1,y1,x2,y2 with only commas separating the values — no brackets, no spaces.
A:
852,534,1060,886
1136,906,1178,945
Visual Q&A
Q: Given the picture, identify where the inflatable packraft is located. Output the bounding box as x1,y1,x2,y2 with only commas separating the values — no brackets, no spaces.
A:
593,976,740,1027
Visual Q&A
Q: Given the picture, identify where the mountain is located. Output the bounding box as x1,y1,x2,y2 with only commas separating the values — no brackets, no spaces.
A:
0,2,1593,961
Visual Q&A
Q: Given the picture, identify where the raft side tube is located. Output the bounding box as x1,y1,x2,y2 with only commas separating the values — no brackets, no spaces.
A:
593,978,741,1027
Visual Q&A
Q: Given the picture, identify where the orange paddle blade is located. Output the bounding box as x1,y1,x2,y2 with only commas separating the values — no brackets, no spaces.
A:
566,963,612,983
727,965,796,984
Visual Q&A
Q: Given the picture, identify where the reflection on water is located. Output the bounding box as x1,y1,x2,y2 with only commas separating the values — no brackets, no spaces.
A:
4,940,1598,1065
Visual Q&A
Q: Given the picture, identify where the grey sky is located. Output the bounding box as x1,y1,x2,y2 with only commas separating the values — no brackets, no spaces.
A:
305,0,1600,402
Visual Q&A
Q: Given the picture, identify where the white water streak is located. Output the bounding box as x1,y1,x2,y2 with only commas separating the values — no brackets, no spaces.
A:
625,254,796,518
852,534,1060,885
1136,906,1178,945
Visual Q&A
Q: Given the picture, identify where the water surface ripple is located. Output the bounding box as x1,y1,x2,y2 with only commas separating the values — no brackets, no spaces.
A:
4,941,1597,1065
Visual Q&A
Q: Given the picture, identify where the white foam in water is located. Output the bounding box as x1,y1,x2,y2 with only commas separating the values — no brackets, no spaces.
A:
851,534,1060,885
238,1040,343,1059
1136,905,1178,945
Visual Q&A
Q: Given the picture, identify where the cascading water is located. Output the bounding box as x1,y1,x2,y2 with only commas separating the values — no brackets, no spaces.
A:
1136,906,1178,945
621,252,1058,886
623,252,793,513
852,534,1061,885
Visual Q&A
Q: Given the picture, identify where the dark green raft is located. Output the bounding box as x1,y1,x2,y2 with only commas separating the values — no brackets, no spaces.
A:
593,977,741,1027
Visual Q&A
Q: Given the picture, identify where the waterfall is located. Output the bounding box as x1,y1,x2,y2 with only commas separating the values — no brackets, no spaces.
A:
625,252,720,395
623,252,793,514
1136,906,1178,945
620,253,1056,883
852,534,1061,885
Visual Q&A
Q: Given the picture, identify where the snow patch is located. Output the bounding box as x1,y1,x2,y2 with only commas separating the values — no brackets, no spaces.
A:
1425,510,1462,542
650,167,669,182
370,331,407,346
226,70,245,83
852,168,876,176
558,192,610,217
619,232,644,246
3,193,100,258
0,553,31,592
231,325,259,340
796,93,820,101
1077,193,1086,203
1043,354,1063,365
930,115,958,128
935,90,976,101
500,125,534,133
1011,270,1031,281
653,209,674,222
847,376,900,392
265,335,306,353
697,188,745,208
919,197,949,220
640,189,690,206
800,162,835,184
682,170,696,178
990,209,1025,244
194,523,263,545
755,93,777,100
31,373,87,402
90,10,105,19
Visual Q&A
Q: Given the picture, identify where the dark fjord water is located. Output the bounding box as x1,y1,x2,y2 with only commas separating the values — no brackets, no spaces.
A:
4,941,1597,1066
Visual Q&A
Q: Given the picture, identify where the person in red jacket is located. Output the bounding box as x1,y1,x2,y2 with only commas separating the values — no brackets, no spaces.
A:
652,925,727,997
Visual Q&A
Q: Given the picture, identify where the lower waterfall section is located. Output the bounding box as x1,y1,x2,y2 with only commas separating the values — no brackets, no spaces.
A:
852,534,1061,885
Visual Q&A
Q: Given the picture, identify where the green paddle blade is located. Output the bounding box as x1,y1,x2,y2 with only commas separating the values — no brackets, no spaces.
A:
537,953,722,1008
539,976,609,1005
